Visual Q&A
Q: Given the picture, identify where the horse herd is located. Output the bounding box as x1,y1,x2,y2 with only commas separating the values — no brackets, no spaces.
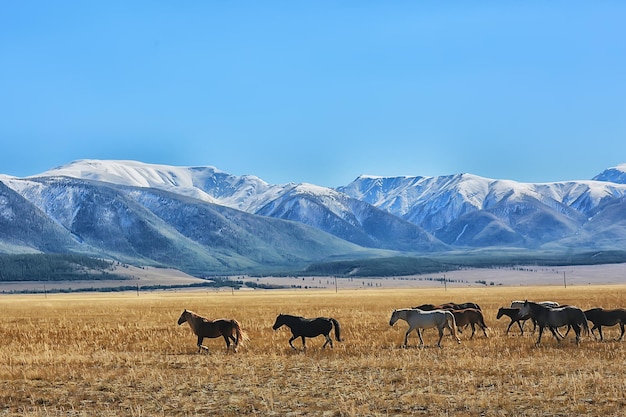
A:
177,300,626,352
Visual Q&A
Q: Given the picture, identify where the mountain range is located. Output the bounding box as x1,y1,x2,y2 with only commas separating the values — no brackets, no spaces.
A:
1,159,625,275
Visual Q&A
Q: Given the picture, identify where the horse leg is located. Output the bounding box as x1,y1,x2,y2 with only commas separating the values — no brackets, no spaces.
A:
403,328,412,347
417,329,424,347
301,336,306,350
288,335,298,350
469,323,476,339
535,326,544,345
322,333,333,349
222,334,231,352
553,327,565,339
436,327,444,348
230,335,238,352
505,320,513,335
597,326,604,341
618,323,624,341
572,325,581,345
480,322,488,338
509,319,523,335
197,336,208,353
548,327,562,343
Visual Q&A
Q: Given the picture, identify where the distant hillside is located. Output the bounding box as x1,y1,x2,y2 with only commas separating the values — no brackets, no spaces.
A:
0,254,125,281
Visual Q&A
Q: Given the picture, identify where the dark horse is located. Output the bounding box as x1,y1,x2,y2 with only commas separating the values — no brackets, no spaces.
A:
450,308,489,339
584,308,626,341
518,301,589,346
413,302,482,311
272,314,343,350
177,309,247,353
497,307,531,335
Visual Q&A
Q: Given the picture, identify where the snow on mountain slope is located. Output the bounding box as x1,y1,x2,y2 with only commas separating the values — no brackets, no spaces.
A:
593,163,626,184
36,159,289,212
339,172,626,232
254,182,446,251
37,160,221,204
11,158,626,250
7,160,446,252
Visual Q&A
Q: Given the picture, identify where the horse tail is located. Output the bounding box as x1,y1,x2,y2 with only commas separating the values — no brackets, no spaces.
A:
446,311,460,342
479,311,489,329
231,319,248,348
579,311,590,336
330,318,343,342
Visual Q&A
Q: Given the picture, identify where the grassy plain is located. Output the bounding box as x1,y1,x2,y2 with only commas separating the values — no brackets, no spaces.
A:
1,285,625,416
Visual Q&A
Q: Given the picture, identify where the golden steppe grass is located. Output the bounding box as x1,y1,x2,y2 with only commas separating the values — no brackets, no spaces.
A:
1,285,625,416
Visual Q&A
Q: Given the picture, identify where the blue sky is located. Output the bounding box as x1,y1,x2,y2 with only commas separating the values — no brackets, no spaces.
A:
1,2,625,187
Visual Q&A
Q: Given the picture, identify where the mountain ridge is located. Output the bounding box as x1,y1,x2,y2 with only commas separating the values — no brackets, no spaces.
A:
1,159,625,275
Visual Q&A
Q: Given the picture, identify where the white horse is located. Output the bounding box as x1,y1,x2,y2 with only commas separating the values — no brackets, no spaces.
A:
511,300,559,309
389,308,461,348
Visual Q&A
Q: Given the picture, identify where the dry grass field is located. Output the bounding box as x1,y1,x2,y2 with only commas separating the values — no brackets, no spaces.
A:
1,285,625,416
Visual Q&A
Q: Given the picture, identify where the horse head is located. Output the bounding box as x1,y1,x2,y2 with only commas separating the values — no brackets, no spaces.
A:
272,314,285,330
177,309,189,325
389,310,399,326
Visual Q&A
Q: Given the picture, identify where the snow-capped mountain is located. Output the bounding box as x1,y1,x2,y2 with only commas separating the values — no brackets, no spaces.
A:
39,159,282,211
593,163,626,184
35,160,446,252
0,174,370,274
338,171,626,248
2,159,626,274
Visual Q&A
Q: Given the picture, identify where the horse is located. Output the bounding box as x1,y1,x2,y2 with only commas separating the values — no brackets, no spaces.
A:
450,308,488,339
177,309,247,353
518,301,589,345
272,314,342,350
511,300,559,309
509,300,562,334
412,303,439,311
496,307,531,335
412,302,482,311
453,302,482,311
389,308,461,348
584,308,626,341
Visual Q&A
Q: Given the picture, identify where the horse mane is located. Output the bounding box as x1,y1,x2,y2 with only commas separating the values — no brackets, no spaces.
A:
185,309,202,319
282,313,305,319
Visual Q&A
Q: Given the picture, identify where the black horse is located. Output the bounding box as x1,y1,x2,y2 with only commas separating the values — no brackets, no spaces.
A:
519,301,589,345
272,314,343,350
496,307,531,335
584,308,626,341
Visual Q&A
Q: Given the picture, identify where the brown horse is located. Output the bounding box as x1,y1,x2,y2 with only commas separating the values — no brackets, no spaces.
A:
450,308,488,339
177,309,247,353
584,308,626,341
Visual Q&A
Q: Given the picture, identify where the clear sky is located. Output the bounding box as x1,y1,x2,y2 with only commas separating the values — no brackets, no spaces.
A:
1,2,625,187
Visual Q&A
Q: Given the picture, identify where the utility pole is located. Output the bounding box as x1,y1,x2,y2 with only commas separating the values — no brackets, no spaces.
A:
335,276,338,294
563,271,567,289
443,274,447,291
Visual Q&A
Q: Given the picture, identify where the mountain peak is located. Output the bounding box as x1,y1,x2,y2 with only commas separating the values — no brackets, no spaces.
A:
592,163,626,184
